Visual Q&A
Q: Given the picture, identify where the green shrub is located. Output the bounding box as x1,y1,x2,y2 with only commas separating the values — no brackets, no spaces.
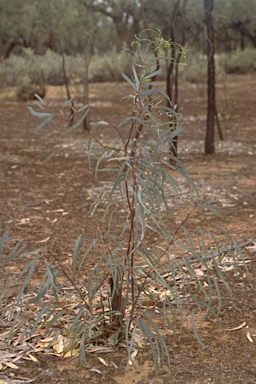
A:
16,74,46,101
0,46,255,91
181,52,208,83
0,49,139,87
219,47,256,74
180,50,225,84
0,49,64,88
0,55,27,87
89,48,136,82
0,48,50,93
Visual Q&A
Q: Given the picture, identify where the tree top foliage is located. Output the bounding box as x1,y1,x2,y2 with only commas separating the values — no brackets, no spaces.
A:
0,0,256,58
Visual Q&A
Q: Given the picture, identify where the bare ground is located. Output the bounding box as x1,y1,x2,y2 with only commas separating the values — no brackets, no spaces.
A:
0,74,256,383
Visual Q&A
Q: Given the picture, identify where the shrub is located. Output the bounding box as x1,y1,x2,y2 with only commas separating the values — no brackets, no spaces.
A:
16,74,46,101
180,50,225,84
219,47,256,74
0,49,134,87
89,48,136,82
0,46,255,92
181,52,208,83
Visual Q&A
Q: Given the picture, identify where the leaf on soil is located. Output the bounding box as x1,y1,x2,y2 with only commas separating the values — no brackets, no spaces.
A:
0,378,10,384
110,361,118,369
86,346,114,353
47,218,58,223
1,361,18,370
128,349,138,366
246,243,256,252
246,326,254,343
52,335,70,354
221,203,236,207
0,349,25,372
219,265,235,272
98,357,108,366
27,354,38,362
90,368,102,374
33,345,47,353
36,236,50,243
227,322,246,331
133,333,144,348
16,218,30,225
194,268,205,277
8,375,35,383
63,349,79,358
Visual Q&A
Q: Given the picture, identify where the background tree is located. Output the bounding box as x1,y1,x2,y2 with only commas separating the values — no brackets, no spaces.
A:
2,0,256,57
79,0,143,50
214,0,256,51
0,0,36,59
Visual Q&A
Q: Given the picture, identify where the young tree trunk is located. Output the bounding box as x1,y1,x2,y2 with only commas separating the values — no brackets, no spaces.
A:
62,54,74,127
83,53,91,131
166,40,177,158
166,0,180,159
204,0,216,154
168,42,184,158
166,0,188,159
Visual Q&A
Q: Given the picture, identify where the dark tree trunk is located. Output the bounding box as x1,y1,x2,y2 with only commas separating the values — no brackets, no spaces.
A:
204,0,216,154
240,33,245,50
1,38,23,60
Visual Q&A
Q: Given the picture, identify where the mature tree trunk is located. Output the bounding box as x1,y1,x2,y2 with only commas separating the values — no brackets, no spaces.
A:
204,0,216,154
0,38,23,60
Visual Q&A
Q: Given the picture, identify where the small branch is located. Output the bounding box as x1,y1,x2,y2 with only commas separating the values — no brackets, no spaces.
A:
49,253,93,315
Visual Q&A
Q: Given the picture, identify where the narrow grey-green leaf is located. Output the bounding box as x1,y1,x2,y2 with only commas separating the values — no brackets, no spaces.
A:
34,93,45,104
191,309,206,349
0,231,10,254
66,109,90,133
132,65,140,91
35,114,55,131
72,234,85,275
144,68,162,79
122,73,137,90
28,106,52,118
